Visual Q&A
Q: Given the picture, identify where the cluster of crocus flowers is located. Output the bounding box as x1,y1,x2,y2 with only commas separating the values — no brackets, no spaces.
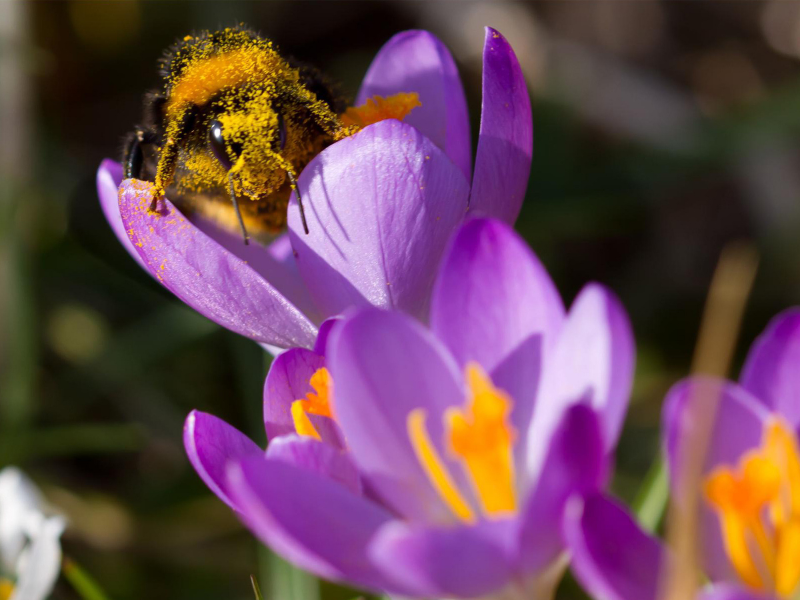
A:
0,467,65,600
565,309,800,600
97,27,532,351
185,217,636,598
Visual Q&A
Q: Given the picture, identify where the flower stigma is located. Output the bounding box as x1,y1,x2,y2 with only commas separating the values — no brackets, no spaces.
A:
407,362,517,522
704,419,800,597
291,367,333,440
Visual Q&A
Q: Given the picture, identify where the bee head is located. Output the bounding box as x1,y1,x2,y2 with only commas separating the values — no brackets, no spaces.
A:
208,92,290,200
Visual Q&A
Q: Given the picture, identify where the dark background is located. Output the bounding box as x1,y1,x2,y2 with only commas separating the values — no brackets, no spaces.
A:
2,1,800,598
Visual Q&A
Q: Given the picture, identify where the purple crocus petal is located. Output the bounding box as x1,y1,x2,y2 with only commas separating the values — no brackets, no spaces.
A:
266,434,361,495
469,28,532,225
430,217,565,462
431,218,564,368
564,493,665,600
328,308,472,522
189,217,320,324
263,347,325,440
356,30,471,181
526,283,635,479
699,585,775,600
662,377,770,582
740,308,800,426
183,410,262,512
287,120,469,322
314,317,341,356
119,179,317,349
517,404,607,574
369,520,514,598
227,455,402,593
97,160,148,269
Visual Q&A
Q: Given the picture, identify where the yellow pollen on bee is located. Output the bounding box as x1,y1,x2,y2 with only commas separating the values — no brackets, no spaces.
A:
166,47,280,119
291,367,333,440
407,362,517,522
704,419,800,597
340,93,422,129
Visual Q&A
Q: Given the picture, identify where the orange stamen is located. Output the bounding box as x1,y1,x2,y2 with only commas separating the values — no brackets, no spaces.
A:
340,93,421,128
704,419,800,597
291,367,333,440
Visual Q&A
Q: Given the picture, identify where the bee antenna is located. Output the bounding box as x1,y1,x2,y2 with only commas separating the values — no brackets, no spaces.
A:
285,169,309,235
228,173,250,245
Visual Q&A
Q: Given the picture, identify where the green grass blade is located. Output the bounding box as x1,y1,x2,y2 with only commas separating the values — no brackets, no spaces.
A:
632,455,670,533
62,558,113,600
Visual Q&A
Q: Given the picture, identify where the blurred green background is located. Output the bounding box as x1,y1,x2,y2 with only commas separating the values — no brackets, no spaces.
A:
2,1,800,598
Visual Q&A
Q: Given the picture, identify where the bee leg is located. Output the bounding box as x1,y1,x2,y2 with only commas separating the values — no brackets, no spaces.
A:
228,173,250,245
123,127,157,179
285,169,309,235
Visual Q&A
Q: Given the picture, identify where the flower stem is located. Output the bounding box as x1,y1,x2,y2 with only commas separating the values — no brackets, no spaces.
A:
62,557,113,600
632,455,669,533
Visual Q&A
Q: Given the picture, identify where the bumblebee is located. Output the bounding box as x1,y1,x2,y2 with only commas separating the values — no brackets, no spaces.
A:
123,26,357,243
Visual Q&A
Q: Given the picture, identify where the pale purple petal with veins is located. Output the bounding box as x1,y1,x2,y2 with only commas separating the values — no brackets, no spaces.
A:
369,520,514,598
740,308,800,427
357,30,471,181
564,493,665,600
226,455,402,593
287,120,469,322
263,347,325,440
526,283,635,480
183,410,262,512
265,434,361,495
517,405,607,574
430,217,565,464
327,308,472,523
469,28,533,225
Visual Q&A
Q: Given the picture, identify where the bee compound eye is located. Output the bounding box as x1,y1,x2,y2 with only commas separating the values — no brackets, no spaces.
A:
209,120,233,170
208,119,243,171
277,112,287,150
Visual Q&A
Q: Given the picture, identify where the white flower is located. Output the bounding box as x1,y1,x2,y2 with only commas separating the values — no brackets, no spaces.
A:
0,468,65,600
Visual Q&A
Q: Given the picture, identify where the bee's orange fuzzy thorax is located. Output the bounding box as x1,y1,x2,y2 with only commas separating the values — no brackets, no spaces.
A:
167,47,283,119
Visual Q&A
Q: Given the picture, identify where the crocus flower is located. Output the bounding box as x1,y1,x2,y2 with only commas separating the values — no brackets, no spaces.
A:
184,217,635,598
97,27,532,350
564,308,800,600
0,467,65,600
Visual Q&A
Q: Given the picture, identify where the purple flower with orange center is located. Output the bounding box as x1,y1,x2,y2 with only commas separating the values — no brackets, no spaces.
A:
184,217,635,598
96,28,532,350
564,309,800,600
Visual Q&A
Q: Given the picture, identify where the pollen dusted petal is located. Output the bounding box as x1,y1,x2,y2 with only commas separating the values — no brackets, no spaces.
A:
96,160,148,270
119,179,318,349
